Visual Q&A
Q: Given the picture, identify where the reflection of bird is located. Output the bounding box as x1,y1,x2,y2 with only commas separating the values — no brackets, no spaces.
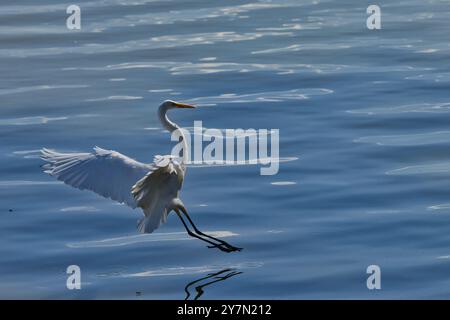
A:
184,268,243,300
41,100,241,252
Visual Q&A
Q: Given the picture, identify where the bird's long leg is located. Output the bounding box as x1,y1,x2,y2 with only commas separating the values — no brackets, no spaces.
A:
174,208,233,252
178,206,242,252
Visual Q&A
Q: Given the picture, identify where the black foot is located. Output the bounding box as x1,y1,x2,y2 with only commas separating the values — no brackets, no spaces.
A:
207,243,242,253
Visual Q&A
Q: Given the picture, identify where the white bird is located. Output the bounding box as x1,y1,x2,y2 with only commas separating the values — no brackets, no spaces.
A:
40,100,241,252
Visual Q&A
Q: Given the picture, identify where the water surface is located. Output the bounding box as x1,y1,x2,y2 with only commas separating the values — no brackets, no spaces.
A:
1,0,450,299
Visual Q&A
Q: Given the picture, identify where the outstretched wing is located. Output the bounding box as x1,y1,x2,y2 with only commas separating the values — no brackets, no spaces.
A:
41,147,154,208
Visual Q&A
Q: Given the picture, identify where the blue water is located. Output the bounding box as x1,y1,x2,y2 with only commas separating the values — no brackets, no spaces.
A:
1,0,450,299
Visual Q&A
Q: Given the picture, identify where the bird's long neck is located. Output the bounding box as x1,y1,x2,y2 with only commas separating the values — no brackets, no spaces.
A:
158,106,189,164
159,105,178,133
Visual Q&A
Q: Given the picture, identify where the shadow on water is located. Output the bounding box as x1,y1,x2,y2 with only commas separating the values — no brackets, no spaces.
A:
184,268,243,300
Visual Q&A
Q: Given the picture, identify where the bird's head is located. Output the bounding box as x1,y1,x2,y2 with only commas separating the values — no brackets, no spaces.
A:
158,100,196,133
161,100,196,110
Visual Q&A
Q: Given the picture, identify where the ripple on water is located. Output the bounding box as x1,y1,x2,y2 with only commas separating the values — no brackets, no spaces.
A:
0,1,164,16
0,180,62,187
252,43,351,54
0,85,88,96
355,131,450,146
199,57,217,61
148,89,173,93
108,78,126,82
1,2,298,35
121,261,264,278
0,31,292,58
270,181,297,186
66,231,238,248
60,206,101,213
255,22,322,32
63,61,358,76
347,102,450,115
387,162,450,176
406,73,450,83
184,89,333,106
168,62,346,75
428,204,450,211
85,96,143,102
0,114,98,126
0,116,67,126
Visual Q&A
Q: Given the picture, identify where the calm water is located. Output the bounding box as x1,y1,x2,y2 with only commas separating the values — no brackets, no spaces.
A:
1,0,450,299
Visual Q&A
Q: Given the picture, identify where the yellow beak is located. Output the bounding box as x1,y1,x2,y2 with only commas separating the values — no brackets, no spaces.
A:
174,102,196,109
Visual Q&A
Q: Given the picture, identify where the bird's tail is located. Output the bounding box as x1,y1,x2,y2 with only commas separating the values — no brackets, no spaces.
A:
131,165,172,234
137,210,168,234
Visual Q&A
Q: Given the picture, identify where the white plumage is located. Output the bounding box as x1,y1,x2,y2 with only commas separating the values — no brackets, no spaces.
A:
40,100,191,234
40,100,241,252
41,146,153,208
132,157,184,233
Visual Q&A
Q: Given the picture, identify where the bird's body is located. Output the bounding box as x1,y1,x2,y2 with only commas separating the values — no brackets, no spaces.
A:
132,155,185,233
41,100,241,252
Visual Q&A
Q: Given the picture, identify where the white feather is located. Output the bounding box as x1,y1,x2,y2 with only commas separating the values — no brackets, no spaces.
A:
132,158,184,233
40,147,154,208
40,100,194,235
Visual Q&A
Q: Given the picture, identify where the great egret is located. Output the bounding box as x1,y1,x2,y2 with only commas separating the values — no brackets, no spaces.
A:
40,100,241,253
